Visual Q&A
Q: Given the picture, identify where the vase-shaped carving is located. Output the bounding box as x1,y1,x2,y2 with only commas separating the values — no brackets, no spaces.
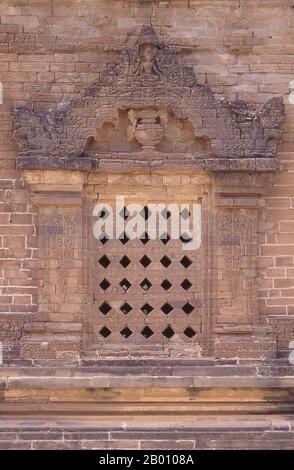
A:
128,108,167,152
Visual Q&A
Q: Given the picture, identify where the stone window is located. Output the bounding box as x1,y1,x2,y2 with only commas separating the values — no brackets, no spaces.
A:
92,206,201,348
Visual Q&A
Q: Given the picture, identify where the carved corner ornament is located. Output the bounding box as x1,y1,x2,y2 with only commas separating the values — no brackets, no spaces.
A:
12,25,285,172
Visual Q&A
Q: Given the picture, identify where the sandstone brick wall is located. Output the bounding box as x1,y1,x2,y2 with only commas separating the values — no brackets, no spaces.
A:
1,0,294,357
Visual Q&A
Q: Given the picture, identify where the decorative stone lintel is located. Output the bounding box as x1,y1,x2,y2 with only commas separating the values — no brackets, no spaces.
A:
20,334,81,361
31,193,82,206
214,336,276,360
215,197,266,209
23,169,86,191
214,325,253,334
17,155,280,174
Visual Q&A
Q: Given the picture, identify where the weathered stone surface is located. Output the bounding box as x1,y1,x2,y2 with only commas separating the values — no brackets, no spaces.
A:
12,26,284,169
1,0,294,451
0,412,294,450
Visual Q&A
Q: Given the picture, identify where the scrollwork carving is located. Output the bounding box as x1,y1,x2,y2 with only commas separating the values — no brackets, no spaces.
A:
218,208,255,302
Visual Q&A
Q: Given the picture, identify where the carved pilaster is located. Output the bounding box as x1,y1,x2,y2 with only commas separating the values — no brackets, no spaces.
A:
213,172,276,359
20,171,85,360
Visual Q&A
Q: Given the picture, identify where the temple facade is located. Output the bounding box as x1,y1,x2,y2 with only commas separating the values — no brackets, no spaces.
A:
0,0,294,450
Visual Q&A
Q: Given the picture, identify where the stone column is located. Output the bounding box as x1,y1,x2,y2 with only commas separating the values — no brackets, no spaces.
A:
20,170,85,360
212,171,276,359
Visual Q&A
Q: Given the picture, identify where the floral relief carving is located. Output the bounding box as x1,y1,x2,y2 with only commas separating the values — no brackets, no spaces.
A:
39,208,80,303
43,209,79,261
218,208,255,302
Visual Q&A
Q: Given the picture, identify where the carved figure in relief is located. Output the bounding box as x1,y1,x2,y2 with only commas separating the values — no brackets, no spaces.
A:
134,25,162,77
134,43,162,77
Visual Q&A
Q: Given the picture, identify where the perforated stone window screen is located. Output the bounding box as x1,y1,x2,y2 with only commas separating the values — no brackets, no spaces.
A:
92,206,202,345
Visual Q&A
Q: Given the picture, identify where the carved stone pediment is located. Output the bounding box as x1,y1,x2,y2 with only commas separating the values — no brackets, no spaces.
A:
12,25,284,172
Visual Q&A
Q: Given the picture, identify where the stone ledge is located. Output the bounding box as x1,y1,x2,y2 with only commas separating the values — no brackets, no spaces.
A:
0,363,278,378
0,414,293,450
1,414,292,431
16,154,279,173
2,358,293,373
1,378,294,414
1,401,293,416
31,194,82,206
1,375,294,388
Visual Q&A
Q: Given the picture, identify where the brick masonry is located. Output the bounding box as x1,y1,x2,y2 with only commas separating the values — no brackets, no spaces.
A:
1,0,294,450
0,416,294,450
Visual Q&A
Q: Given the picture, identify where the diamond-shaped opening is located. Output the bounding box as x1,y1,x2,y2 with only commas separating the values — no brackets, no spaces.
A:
180,256,193,268
120,255,131,268
141,303,154,315
182,302,194,315
119,232,130,245
181,279,192,291
162,326,175,339
119,206,130,220
160,255,172,268
161,279,172,291
120,326,133,339
99,302,111,315
99,234,110,245
99,279,110,291
140,205,151,221
140,255,152,268
97,207,110,219
180,233,192,243
140,278,152,291
120,278,132,291
99,326,111,338
98,255,111,269
180,208,191,220
161,303,174,315
120,302,133,315
140,232,150,245
141,326,154,339
184,326,196,339
161,207,171,220
160,232,171,245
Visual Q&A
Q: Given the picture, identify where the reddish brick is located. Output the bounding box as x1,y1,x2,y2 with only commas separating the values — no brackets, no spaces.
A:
275,256,294,267
274,279,294,288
